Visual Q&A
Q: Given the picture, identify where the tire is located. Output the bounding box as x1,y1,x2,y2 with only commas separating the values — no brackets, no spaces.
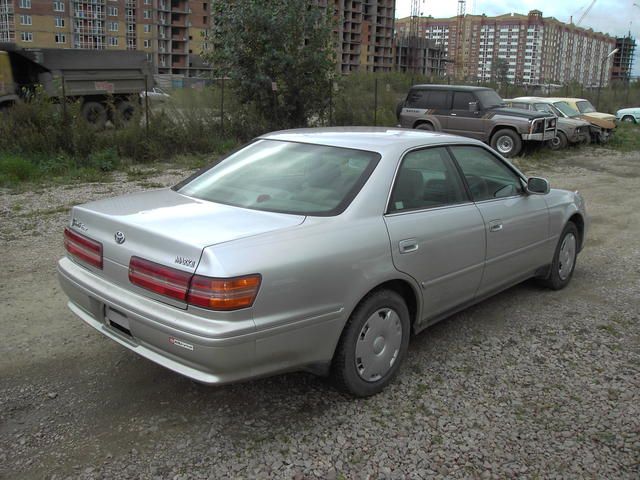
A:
81,101,107,129
547,131,567,151
490,128,522,157
415,122,434,131
622,115,636,124
332,289,410,397
115,100,136,126
538,222,579,290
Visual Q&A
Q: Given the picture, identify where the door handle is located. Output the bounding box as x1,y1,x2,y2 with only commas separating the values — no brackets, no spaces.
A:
450,113,457,116
489,221,503,232
399,239,419,254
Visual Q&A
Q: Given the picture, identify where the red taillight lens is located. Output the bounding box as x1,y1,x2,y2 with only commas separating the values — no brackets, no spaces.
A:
64,227,103,269
128,256,192,302
187,274,261,311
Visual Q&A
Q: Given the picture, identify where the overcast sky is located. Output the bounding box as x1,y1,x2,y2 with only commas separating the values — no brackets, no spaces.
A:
395,0,639,75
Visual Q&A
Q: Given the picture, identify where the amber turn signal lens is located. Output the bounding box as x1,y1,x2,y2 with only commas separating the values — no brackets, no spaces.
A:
187,274,262,311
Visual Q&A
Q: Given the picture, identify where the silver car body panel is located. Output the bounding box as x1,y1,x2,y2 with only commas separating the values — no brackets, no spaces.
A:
58,128,588,384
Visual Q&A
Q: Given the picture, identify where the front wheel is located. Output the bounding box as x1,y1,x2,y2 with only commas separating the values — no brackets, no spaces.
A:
490,129,522,157
622,115,636,123
547,131,567,151
332,290,410,397
538,222,579,290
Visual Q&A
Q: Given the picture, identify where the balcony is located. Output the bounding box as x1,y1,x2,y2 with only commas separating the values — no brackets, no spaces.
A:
0,5,14,14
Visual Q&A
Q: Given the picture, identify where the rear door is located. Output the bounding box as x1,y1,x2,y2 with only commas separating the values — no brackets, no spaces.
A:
384,146,486,323
446,91,485,140
448,145,551,296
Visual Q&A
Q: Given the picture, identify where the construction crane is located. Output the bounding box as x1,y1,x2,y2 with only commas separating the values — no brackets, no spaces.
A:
574,0,597,26
455,0,466,79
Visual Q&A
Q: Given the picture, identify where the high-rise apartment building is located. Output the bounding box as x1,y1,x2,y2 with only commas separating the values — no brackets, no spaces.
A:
0,0,211,76
315,0,395,74
396,10,617,86
611,35,636,82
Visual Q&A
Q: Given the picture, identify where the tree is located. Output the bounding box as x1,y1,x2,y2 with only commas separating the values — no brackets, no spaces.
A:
207,0,336,130
492,58,509,85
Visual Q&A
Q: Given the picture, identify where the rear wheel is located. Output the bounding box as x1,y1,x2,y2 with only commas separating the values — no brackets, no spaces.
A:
332,289,410,397
115,100,136,126
415,122,434,131
538,222,579,290
490,129,522,157
547,131,568,151
81,101,107,129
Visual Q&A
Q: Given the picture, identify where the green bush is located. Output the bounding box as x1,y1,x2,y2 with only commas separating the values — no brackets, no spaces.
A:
0,155,39,185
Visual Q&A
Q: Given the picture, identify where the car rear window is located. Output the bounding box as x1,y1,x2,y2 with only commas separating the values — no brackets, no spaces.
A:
177,140,381,216
576,100,596,114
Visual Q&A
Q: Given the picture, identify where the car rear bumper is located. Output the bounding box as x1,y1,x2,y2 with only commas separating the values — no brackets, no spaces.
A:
57,257,344,384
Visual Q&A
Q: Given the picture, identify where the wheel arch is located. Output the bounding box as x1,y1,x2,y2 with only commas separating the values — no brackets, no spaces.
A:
413,118,440,131
489,124,519,140
568,212,585,252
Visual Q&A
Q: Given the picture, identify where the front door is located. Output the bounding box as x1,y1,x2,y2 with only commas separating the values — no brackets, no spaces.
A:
446,91,486,140
448,145,551,297
384,146,486,323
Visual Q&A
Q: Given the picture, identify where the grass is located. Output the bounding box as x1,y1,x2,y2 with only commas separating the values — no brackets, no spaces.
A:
605,122,640,152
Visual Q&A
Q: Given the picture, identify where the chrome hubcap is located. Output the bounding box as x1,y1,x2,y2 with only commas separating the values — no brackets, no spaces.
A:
355,308,402,382
497,136,514,154
558,233,576,280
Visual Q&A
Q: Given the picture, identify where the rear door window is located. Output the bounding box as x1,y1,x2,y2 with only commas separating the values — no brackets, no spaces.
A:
388,147,468,213
428,90,450,109
406,90,429,109
452,92,476,110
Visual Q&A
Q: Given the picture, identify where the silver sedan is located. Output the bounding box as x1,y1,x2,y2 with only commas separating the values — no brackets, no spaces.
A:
57,128,588,397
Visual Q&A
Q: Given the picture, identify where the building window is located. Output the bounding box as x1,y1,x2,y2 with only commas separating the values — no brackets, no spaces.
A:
109,36,118,46
144,0,151,4
143,9,151,19
109,21,118,31
55,33,66,44
144,24,151,33
20,31,33,42
127,23,134,33
55,17,65,28
19,0,31,8
19,15,32,25
53,1,64,12
107,6,118,16
143,39,150,48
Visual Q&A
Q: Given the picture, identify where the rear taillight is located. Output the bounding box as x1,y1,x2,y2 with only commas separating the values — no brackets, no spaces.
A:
64,227,103,269
129,256,192,302
128,257,261,311
187,274,261,311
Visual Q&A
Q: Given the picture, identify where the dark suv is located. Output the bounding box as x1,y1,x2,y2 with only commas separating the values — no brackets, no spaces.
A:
397,85,557,157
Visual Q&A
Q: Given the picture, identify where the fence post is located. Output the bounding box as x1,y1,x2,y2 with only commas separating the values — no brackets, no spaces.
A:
220,76,224,136
144,75,150,139
374,77,378,127
328,78,333,127
61,74,67,124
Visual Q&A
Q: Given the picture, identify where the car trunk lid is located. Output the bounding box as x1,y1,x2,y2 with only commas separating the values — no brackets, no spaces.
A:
68,189,304,304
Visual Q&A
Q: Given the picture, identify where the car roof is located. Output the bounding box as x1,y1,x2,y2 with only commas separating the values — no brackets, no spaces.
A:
544,97,588,102
409,84,493,92
260,127,485,155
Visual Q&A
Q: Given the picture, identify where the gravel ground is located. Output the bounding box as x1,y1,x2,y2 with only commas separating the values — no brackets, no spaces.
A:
0,150,639,479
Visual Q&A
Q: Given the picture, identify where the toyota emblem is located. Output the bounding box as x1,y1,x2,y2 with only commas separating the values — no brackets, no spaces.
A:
114,231,126,244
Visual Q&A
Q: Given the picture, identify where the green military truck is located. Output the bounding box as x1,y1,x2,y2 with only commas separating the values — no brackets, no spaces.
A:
0,43,151,128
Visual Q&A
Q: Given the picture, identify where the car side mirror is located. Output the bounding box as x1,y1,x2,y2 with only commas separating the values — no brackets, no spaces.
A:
527,177,550,195
469,101,479,113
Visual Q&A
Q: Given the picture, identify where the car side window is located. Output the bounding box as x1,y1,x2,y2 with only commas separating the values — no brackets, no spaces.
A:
449,146,524,202
388,147,468,213
511,102,529,110
406,90,429,109
535,103,553,114
452,92,476,110
428,90,450,109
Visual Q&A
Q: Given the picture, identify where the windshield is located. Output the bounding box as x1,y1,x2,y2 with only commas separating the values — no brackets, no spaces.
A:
177,140,380,216
576,100,596,113
553,101,581,118
475,90,504,109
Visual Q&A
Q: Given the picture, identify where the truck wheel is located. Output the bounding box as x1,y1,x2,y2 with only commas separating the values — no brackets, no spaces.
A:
547,131,567,151
82,102,107,129
491,129,522,157
115,101,136,125
415,122,434,131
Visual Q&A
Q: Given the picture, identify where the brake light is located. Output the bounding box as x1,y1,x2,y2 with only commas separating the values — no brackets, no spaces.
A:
64,227,103,269
187,274,261,311
128,257,261,311
129,256,192,302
